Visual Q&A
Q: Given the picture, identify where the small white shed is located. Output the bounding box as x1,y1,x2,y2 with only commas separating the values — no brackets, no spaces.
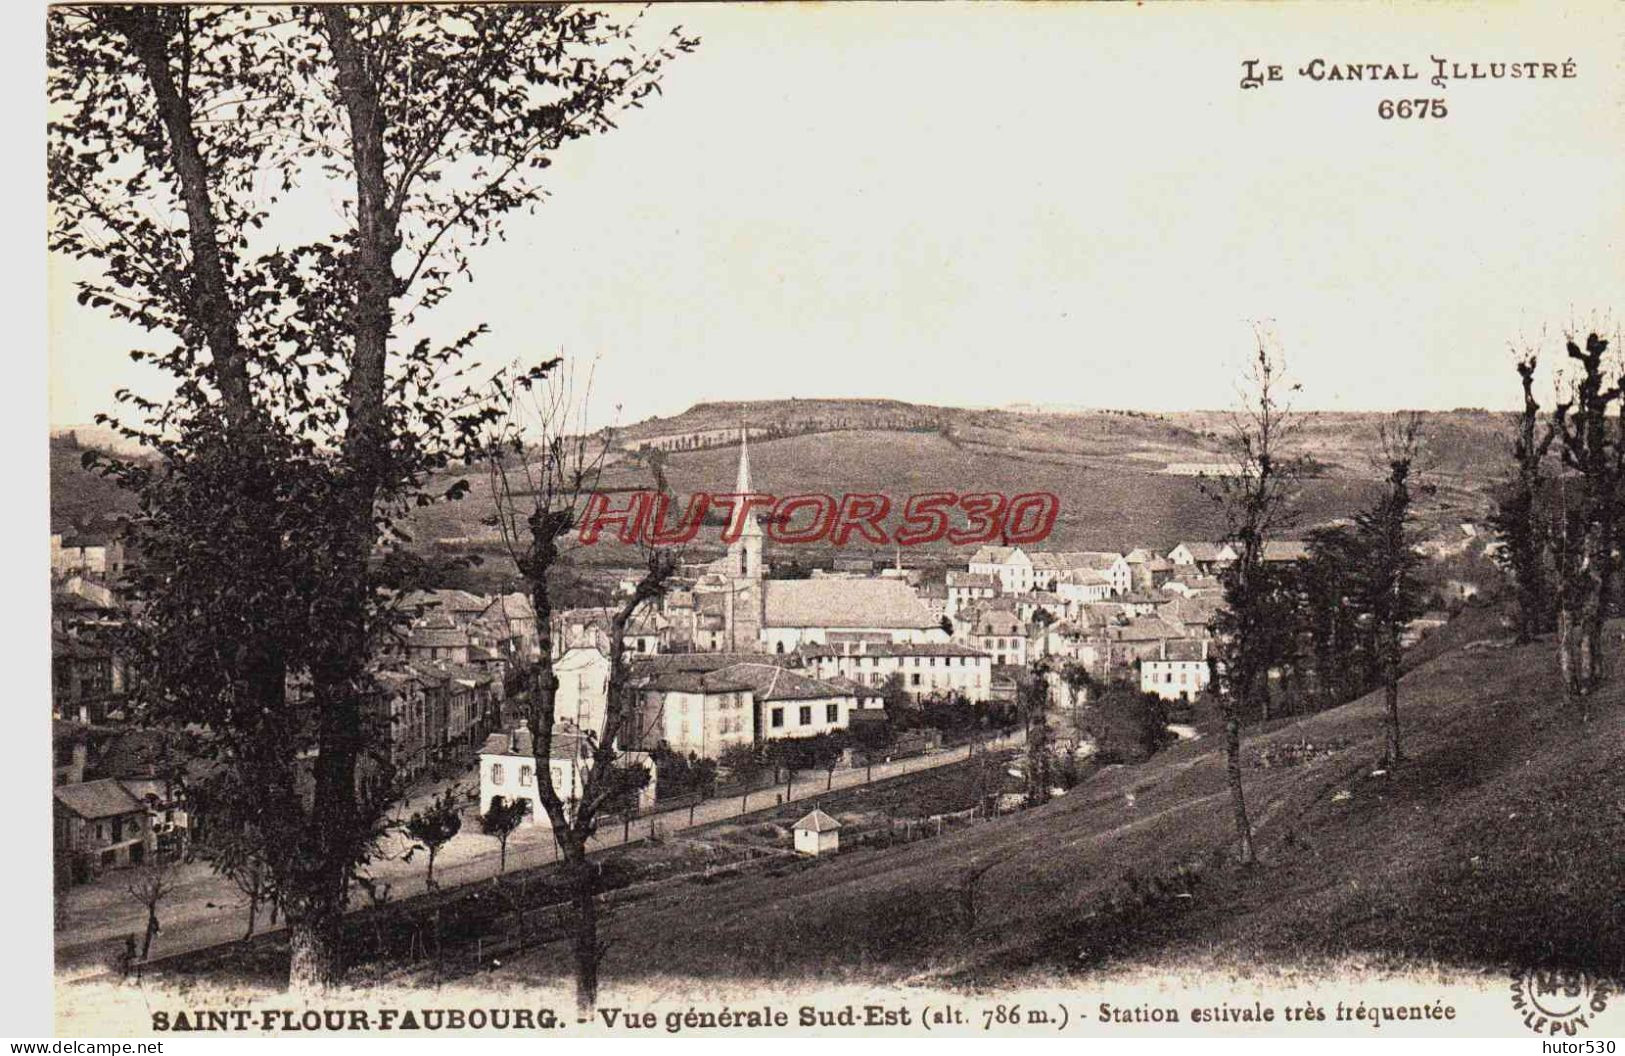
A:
792,808,841,856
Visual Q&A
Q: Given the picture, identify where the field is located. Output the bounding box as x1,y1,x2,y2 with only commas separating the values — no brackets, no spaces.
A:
490,623,1624,990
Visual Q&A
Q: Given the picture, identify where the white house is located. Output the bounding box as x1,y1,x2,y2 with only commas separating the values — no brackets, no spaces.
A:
969,546,1035,593
1055,569,1114,611
477,720,655,825
793,808,841,856
630,668,758,759
945,571,1000,617
1167,541,1238,572
1139,638,1211,702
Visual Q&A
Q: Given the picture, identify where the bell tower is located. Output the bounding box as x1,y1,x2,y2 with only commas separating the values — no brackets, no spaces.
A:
727,425,764,582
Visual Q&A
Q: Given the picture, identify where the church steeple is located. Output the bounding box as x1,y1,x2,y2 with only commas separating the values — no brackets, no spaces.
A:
733,424,762,541
727,424,764,580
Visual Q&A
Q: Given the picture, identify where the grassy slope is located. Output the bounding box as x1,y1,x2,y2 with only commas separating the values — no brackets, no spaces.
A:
502,632,1623,989
404,429,1383,565
57,403,1508,561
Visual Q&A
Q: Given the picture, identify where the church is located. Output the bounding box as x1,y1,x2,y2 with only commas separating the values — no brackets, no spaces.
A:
685,430,947,655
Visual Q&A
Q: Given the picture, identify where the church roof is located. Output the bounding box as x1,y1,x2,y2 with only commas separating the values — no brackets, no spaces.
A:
763,578,937,629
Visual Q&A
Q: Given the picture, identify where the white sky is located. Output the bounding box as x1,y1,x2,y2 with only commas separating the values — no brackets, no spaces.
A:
47,1,1625,433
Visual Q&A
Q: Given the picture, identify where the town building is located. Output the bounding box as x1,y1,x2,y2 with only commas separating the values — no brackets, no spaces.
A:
53,778,152,881
685,430,945,654
799,641,992,701
477,720,656,825
1140,638,1212,702
1167,541,1238,573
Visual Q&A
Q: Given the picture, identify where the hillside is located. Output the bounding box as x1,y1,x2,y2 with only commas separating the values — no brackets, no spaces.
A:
52,401,1514,565
497,629,1624,989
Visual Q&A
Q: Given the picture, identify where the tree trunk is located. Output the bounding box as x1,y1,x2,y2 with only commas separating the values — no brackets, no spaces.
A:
288,914,344,994
1223,704,1254,864
1383,674,1401,766
141,910,158,961
498,838,508,876
426,849,437,892
244,895,258,941
570,871,601,1022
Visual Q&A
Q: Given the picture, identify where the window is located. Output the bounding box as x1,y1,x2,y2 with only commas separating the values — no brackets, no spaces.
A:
826,703,839,723
911,674,921,686
799,706,811,726
519,765,533,787
492,763,505,786
771,708,784,728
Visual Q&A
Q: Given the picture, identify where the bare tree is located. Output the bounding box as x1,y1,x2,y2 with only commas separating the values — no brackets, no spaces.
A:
1492,346,1560,643
126,859,175,962
1203,330,1302,865
479,363,680,1019
1356,414,1428,765
1550,331,1623,711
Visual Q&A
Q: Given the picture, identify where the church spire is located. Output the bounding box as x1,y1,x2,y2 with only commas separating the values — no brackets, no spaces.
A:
734,422,753,495
732,423,762,542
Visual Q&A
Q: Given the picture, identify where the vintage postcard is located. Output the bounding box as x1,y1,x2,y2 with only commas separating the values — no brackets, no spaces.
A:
28,0,1625,1043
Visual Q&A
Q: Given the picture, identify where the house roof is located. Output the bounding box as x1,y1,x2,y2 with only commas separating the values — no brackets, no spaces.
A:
630,652,790,676
1057,568,1111,586
408,625,471,649
479,724,587,760
793,807,841,833
1107,617,1185,642
969,546,1017,565
711,662,855,703
822,675,883,697
631,669,757,695
54,778,143,820
1159,638,1208,662
1033,550,1123,571
763,579,937,629
946,571,999,589
972,610,1024,635
1174,541,1232,561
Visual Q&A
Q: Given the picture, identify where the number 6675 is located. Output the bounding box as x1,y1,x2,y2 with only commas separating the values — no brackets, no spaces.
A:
1379,98,1447,119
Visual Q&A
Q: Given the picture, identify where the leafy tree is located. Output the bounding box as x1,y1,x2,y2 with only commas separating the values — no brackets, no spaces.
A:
1203,332,1301,864
1017,667,1054,806
1299,525,1375,707
879,672,920,729
402,787,463,892
717,742,766,785
480,797,530,876
49,5,696,991
1353,414,1428,764
197,813,279,941
1085,685,1173,764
